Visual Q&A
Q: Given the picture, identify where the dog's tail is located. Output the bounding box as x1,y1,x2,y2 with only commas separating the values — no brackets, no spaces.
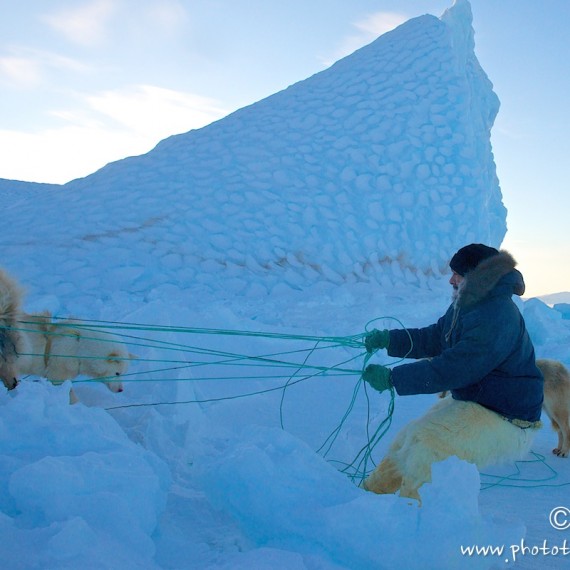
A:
0,269,24,326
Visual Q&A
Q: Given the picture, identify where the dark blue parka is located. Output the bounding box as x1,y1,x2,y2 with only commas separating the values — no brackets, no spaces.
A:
388,251,544,423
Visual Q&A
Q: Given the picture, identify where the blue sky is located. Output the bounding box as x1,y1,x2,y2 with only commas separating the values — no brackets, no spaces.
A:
0,0,568,297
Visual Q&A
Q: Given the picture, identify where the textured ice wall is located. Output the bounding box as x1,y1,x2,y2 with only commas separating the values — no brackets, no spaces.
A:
0,0,505,296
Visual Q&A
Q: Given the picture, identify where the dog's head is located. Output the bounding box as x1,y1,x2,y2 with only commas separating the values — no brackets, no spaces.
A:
100,349,139,393
75,329,137,393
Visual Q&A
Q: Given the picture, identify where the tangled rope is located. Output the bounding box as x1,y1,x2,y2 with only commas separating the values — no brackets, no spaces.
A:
8,315,408,483
7,315,567,489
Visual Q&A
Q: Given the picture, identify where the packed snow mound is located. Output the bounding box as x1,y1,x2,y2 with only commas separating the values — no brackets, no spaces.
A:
0,0,504,300
197,425,524,570
0,381,170,570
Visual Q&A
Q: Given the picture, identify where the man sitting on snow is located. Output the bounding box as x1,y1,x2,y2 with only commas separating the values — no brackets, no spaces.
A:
361,243,543,502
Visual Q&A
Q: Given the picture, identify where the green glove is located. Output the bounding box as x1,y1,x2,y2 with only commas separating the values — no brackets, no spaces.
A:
362,364,392,393
364,329,390,353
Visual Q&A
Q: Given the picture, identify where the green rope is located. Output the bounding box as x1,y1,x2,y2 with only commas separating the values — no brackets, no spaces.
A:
309,317,412,485
10,315,407,485
278,338,322,430
98,315,405,484
14,314,568,491
7,320,366,377
480,451,568,490
15,316,365,347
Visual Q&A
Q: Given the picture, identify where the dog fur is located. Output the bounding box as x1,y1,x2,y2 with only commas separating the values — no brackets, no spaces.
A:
18,311,133,394
0,267,134,396
0,269,31,390
536,359,570,458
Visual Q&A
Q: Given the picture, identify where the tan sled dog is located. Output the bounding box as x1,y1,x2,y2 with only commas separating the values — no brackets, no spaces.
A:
536,359,570,458
0,269,31,390
18,311,134,394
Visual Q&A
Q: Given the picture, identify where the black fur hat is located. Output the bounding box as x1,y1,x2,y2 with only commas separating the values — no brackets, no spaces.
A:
449,243,499,276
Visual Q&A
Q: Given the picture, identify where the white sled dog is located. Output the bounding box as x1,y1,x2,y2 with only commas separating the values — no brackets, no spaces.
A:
18,311,135,395
0,267,135,397
536,359,570,458
0,269,31,390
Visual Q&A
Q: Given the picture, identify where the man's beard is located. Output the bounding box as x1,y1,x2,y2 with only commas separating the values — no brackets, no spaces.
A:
451,282,463,302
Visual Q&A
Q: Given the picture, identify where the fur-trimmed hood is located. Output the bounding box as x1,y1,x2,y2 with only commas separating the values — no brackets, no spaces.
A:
455,250,525,309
